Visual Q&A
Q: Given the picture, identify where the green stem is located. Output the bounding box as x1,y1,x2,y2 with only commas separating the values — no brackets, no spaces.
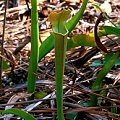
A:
28,0,40,97
54,34,67,120
48,9,71,120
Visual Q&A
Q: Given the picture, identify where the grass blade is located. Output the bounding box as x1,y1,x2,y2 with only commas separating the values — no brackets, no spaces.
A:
90,52,119,106
27,0,40,97
3,108,36,120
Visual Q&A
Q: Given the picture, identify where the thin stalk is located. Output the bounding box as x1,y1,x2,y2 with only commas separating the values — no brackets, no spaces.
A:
28,0,40,97
54,34,67,120
48,9,71,120
48,4,89,118
0,0,8,88
93,4,117,27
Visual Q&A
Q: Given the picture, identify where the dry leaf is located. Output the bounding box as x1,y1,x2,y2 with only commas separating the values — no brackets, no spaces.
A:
100,1,112,14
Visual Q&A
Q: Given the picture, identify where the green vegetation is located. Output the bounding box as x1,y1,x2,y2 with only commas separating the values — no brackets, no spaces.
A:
49,9,71,120
0,0,120,119
27,0,40,98
90,52,119,106
3,108,36,120
27,0,89,119
45,1,89,119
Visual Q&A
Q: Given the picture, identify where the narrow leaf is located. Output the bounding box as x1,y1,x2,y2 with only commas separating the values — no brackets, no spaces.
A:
66,0,89,32
3,108,36,120
102,26,120,36
67,34,96,50
39,28,111,61
27,0,40,98
90,53,120,67
39,33,55,60
90,52,119,106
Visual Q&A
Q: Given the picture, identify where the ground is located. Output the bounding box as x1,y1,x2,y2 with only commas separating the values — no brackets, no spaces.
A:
0,0,120,119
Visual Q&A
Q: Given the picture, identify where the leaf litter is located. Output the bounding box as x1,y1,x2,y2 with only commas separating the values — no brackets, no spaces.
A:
0,0,120,119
